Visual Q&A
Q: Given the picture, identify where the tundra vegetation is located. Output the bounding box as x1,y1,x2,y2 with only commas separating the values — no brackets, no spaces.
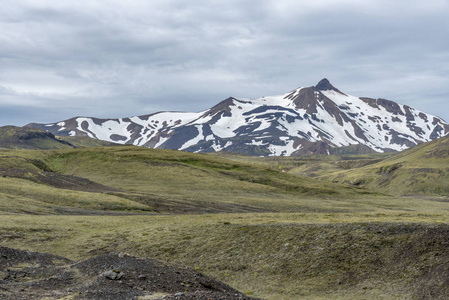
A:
2,129,449,299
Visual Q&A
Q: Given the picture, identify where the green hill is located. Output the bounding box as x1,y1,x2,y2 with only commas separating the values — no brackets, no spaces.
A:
56,135,120,148
0,126,74,150
0,145,384,215
325,135,449,195
0,125,119,150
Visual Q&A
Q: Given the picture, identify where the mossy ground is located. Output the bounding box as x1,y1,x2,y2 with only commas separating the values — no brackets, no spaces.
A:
3,213,449,299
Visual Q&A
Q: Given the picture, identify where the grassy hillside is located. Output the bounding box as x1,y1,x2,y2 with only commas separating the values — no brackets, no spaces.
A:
213,151,392,178
224,136,449,197
56,135,120,147
0,125,119,151
0,126,74,150
2,142,447,214
324,135,449,196
0,149,155,214
0,145,380,215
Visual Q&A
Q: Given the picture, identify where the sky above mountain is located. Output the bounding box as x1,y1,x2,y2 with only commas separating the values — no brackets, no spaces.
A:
1,0,448,126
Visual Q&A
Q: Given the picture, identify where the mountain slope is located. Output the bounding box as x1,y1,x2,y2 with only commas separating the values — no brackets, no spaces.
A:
27,79,449,156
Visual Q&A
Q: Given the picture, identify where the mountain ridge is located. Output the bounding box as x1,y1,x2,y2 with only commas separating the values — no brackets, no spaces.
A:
26,79,449,156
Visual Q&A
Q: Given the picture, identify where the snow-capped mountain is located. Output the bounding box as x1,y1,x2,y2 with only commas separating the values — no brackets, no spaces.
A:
26,79,449,156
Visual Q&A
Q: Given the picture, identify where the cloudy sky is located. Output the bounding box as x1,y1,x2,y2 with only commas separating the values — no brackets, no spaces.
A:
1,0,448,126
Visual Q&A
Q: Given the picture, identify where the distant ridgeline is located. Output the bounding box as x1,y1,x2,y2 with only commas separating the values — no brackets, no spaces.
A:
0,126,73,150
26,79,449,156
0,126,118,150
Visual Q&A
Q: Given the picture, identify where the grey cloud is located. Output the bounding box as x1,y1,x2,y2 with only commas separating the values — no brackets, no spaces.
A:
0,0,448,126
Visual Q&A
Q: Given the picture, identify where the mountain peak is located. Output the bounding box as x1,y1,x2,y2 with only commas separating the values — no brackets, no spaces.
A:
315,78,335,91
315,78,345,95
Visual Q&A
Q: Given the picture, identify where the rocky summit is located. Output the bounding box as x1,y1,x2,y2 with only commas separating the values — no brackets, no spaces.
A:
27,79,449,156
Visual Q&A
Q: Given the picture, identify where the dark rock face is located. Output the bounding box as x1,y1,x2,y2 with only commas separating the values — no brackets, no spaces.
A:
25,79,449,156
315,78,333,90
110,134,128,142
204,97,237,118
289,87,320,113
161,126,200,150
377,98,404,115
315,78,345,94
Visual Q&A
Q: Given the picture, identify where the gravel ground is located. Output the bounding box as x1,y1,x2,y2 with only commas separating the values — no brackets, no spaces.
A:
0,247,261,300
